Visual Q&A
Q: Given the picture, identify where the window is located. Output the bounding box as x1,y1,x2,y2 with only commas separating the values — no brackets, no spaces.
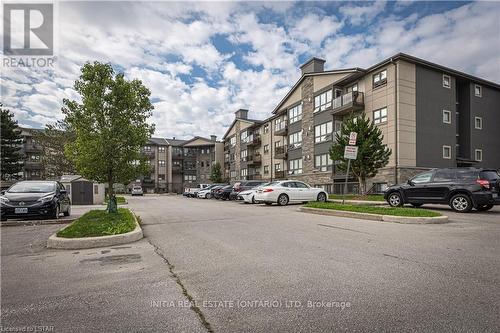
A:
373,69,387,88
443,110,451,124
184,175,197,181
230,136,236,147
144,146,151,152
94,185,99,194
314,121,333,143
373,107,387,124
240,131,248,143
294,182,309,189
475,117,482,129
264,165,269,174
289,158,303,174
443,74,451,88
346,83,358,92
474,84,482,97
173,160,181,166
315,154,333,171
264,144,269,154
433,169,455,182
240,149,248,161
263,124,269,134
274,141,281,148
159,146,166,152
274,163,281,171
158,174,165,181
411,172,433,184
275,117,287,131
314,90,332,113
475,149,482,162
442,145,451,159
30,155,40,161
288,131,302,149
240,169,248,177
230,170,237,178
288,104,302,123
201,162,204,167
159,160,165,167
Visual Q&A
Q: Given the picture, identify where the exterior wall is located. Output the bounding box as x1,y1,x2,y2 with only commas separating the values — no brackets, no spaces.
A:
396,60,417,168
313,73,350,91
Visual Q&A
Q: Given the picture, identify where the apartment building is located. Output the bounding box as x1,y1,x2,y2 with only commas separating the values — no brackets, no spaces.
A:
19,128,44,180
223,53,500,194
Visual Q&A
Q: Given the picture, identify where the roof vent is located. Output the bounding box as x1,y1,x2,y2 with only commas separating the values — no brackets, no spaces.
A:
235,109,248,120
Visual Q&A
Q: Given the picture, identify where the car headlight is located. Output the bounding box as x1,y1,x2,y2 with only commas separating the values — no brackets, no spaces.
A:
0,196,9,204
38,195,55,203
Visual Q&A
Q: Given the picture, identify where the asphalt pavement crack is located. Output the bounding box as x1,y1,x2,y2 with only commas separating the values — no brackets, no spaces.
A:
148,239,214,333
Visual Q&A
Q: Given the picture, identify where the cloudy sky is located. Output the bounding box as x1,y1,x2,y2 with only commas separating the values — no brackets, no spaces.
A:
2,1,499,139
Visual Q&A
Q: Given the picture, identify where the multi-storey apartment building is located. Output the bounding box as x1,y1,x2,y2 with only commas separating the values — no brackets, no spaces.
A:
223,53,500,194
19,128,44,180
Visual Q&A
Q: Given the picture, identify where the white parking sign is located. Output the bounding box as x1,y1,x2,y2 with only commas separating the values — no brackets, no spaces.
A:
349,132,357,145
344,145,358,160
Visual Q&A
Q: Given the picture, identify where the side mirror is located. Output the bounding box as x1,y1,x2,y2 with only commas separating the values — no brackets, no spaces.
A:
407,180,414,186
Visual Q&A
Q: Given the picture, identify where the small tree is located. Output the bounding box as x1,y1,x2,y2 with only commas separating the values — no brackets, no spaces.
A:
329,114,391,194
33,121,76,179
209,162,223,183
62,62,154,212
1,106,24,181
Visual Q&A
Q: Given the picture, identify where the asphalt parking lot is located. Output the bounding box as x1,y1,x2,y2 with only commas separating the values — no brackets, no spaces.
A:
2,195,499,332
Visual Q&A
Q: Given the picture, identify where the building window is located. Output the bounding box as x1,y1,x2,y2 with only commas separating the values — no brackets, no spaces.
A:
474,84,482,97
346,83,358,92
373,69,387,88
30,155,40,161
94,185,99,194
314,121,333,143
173,160,181,166
184,175,197,182
158,174,165,181
274,163,281,171
275,117,287,131
443,110,451,124
314,90,332,113
443,74,451,88
263,124,269,134
240,149,248,161
288,104,302,124
264,165,269,174
230,170,237,178
289,158,303,174
315,154,333,172
373,107,388,124
274,141,281,148
288,131,302,149
159,160,165,167
230,136,236,147
264,144,269,154
475,117,482,129
442,145,451,159
159,146,166,152
240,168,248,177
475,149,482,162
201,161,204,167
240,131,249,143
144,146,151,152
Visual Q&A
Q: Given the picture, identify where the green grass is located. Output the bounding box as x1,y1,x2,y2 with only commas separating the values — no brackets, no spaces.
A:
305,202,441,217
57,208,136,238
104,196,127,204
328,194,385,201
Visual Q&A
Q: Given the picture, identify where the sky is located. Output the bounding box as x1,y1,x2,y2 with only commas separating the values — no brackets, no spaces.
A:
1,1,500,139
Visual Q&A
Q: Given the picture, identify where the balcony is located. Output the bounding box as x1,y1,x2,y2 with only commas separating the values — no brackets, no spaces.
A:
247,174,263,180
247,134,261,147
172,164,182,173
24,144,42,153
275,171,285,179
331,91,364,115
274,122,288,136
247,154,262,165
275,146,287,159
24,161,43,170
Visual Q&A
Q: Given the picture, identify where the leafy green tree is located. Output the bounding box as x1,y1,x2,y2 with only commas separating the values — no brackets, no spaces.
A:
209,162,223,183
33,121,76,179
62,62,155,212
329,114,391,194
1,106,23,181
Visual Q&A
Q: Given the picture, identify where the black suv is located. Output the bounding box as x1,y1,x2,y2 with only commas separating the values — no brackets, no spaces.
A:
384,168,500,213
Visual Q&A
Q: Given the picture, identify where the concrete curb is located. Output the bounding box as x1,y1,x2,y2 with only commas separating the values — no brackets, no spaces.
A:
329,199,387,206
1,218,75,227
47,212,143,250
299,207,449,224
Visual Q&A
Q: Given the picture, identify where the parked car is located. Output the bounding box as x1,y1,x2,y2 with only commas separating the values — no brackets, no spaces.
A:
218,185,234,201
210,185,225,198
131,185,144,196
237,183,270,203
0,181,71,220
384,168,500,212
254,180,328,206
197,184,226,199
183,184,211,198
230,180,268,200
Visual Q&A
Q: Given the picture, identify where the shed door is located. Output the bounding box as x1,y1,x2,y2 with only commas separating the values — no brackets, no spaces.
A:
71,181,93,205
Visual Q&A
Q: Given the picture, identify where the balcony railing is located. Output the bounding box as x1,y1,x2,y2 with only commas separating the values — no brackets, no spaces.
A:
24,144,42,153
247,134,261,146
274,122,287,136
247,174,263,180
275,171,285,179
275,146,287,159
331,91,364,115
172,165,182,173
246,154,262,165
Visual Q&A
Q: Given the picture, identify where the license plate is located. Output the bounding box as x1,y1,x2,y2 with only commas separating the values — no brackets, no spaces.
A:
15,208,28,214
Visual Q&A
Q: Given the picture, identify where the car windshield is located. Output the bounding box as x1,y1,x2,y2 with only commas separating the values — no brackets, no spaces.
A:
8,182,55,193
133,187,142,190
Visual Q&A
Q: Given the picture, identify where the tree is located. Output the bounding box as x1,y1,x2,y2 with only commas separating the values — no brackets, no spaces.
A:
32,121,76,179
329,114,391,195
209,162,223,183
62,62,155,212
1,106,24,181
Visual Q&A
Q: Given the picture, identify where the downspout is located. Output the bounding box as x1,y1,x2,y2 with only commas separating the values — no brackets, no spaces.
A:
270,121,273,182
392,58,399,185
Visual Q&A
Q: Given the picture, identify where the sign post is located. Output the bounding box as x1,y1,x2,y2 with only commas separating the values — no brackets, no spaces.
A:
342,132,358,204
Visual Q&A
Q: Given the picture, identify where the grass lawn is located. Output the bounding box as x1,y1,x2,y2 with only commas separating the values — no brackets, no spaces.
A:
104,196,127,204
328,194,385,201
305,202,441,217
57,208,136,238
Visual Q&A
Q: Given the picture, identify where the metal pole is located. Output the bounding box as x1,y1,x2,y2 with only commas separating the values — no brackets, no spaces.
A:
342,159,351,204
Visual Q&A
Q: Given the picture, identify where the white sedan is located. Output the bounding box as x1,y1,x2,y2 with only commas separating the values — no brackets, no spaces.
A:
254,180,328,206
237,183,270,203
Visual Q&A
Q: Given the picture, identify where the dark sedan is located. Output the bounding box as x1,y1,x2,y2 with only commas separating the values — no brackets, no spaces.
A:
1,181,71,220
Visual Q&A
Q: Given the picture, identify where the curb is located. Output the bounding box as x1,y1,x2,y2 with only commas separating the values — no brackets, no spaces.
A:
1,218,75,227
328,199,387,206
47,213,143,250
299,207,449,224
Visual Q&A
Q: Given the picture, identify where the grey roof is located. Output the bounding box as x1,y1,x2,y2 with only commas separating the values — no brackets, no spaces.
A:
166,138,188,146
60,174,83,182
148,137,168,145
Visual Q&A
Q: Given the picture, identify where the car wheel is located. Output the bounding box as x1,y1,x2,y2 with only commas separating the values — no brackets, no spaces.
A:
63,205,71,216
206,193,212,199
411,203,423,208
449,194,472,213
277,194,289,206
476,204,494,211
52,204,60,219
264,202,273,206
317,192,327,202
387,192,403,207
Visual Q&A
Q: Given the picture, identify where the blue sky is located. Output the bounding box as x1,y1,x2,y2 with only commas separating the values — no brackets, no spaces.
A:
2,1,499,139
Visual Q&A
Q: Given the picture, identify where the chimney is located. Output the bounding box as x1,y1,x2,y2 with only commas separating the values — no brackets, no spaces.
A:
300,57,326,75
235,109,248,120
210,135,217,141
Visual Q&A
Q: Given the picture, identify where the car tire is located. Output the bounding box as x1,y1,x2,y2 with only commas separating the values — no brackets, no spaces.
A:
411,203,423,208
52,204,60,219
387,192,403,207
206,193,211,199
277,194,289,206
63,205,71,217
476,204,494,211
449,194,473,213
317,192,327,202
